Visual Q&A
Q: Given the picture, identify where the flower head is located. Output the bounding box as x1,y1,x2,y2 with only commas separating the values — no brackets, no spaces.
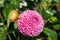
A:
18,10,44,37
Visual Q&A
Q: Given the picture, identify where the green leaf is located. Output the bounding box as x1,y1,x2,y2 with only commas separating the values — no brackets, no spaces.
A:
43,28,58,40
0,27,6,40
0,0,4,7
3,4,13,19
7,19,10,28
37,5,54,20
3,0,19,19
53,24,60,30
14,21,17,29
48,17,57,23
10,0,19,9
36,38,41,40
53,0,60,3
38,9,53,20
12,31,16,38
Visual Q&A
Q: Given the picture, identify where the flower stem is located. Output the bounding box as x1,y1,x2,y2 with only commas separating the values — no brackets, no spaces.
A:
0,12,5,26
0,12,12,40
7,33,11,40
31,37,34,40
18,34,20,40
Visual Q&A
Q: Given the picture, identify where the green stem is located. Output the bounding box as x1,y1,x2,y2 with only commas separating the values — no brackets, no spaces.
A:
0,12,5,26
7,33,11,40
49,4,55,10
0,12,12,40
31,37,34,40
18,30,20,40
18,35,20,40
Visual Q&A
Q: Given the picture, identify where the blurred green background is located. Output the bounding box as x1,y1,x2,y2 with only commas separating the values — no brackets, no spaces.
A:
0,0,60,40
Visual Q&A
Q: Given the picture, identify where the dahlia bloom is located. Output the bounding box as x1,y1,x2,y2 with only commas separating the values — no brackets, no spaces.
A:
17,10,44,37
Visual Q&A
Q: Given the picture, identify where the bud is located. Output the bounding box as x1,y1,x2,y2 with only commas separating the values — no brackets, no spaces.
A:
8,9,20,22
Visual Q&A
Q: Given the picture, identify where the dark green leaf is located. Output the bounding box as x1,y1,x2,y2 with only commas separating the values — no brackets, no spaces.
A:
43,28,58,40
10,0,19,9
3,4,13,19
3,0,19,19
38,9,53,19
53,24,60,30
0,27,6,40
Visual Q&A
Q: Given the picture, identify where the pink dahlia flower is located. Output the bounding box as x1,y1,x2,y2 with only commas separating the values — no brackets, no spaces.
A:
17,10,44,37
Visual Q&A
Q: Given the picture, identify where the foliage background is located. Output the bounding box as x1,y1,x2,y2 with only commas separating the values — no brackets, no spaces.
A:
0,0,60,40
